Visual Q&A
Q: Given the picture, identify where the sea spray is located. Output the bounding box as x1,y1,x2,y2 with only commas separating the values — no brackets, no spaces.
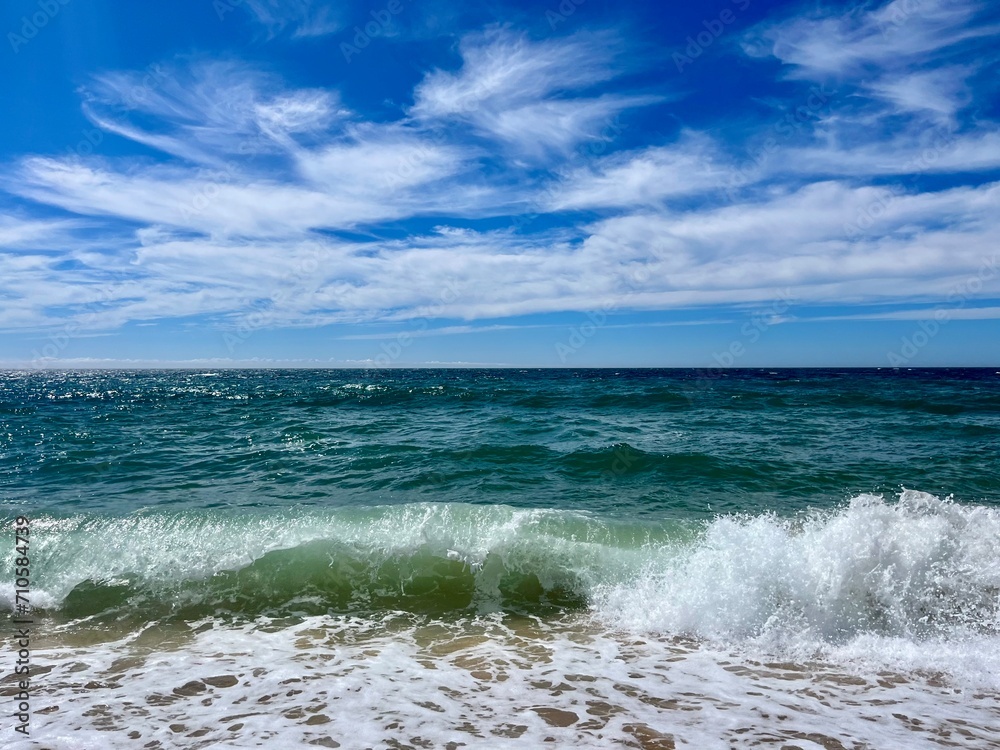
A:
6,493,999,654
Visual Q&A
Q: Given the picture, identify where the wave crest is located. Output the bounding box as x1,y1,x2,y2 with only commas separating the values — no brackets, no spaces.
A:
4,493,999,647
597,490,1000,645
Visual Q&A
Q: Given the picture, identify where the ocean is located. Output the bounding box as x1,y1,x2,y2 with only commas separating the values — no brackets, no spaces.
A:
2,368,999,749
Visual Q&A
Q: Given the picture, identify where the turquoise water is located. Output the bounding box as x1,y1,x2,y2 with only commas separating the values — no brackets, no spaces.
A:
5,368,999,517
3,367,1000,619
3,369,1000,748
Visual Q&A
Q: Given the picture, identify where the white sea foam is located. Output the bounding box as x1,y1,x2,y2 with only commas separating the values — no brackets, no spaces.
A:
594,490,1000,684
4,491,999,684
6,492,1000,747
8,611,1000,749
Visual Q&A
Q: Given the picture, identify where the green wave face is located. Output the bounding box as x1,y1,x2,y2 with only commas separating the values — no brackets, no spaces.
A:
59,540,590,621
11,503,686,622
7,494,1000,645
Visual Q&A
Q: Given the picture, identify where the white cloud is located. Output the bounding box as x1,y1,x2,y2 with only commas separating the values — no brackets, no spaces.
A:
411,28,657,156
808,306,1000,323
413,28,619,116
865,66,975,120
0,214,84,248
776,129,1000,176
477,94,660,159
10,118,511,239
4,180,998,333
3,18,1000,343
546,132,728,210
736,1,1000,180
580,180,1000,302
11,156,451,238
242,0,341,39
744,0,997,78
81,60,345,165
295,126,467,195
9,61,518,239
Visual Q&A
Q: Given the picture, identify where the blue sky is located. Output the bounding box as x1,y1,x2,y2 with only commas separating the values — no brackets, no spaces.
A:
1,0,999,368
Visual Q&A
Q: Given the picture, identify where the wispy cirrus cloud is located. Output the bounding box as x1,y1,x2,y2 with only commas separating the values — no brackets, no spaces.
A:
13,62,492,238
241,0,342,39
735,0,1000,181
0,213,85,248
12,153,479,238
81,60,345,166
5,177,999,335
295,125,469,196
411,27,660,157
864,65,975,121
743,0,997,77
545,132,728,211
3,1,1000,355
412,28,621,116
775,128,1000,176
